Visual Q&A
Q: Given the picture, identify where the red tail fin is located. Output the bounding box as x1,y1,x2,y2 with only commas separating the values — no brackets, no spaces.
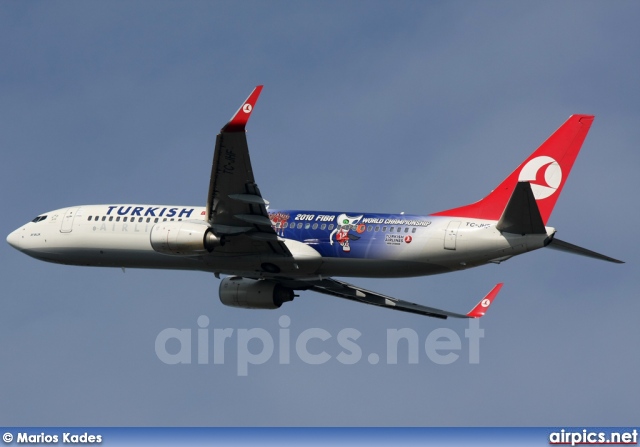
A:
432,115,594,224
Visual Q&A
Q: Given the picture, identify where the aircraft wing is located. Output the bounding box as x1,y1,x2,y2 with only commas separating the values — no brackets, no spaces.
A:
304,278,503,319
206,86,290,256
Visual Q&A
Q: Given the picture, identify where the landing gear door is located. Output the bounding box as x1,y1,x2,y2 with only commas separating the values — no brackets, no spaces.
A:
444,221,461,250
60,207,79,233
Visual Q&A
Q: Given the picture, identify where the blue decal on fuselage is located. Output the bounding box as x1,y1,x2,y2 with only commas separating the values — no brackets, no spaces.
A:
269,210,432,259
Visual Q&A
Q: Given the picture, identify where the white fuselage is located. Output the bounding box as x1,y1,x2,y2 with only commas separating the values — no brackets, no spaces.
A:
7,204,554,280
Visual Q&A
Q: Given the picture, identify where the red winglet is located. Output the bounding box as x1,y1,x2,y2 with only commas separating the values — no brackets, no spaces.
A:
221,85,264,133
466,283,503,318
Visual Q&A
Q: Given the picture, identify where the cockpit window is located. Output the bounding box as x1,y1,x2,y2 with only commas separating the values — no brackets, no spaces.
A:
31,215,48,223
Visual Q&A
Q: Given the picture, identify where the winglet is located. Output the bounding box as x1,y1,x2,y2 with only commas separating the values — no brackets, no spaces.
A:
466,283,503,318
221,85,264,133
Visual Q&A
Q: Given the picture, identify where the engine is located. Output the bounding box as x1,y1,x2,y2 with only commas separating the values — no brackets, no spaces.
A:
150,220,222,255
219,277,295,309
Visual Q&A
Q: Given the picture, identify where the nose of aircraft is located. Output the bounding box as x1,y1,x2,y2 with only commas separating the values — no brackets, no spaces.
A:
6,228,24,251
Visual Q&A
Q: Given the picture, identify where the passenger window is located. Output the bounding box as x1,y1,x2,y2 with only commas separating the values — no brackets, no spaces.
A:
412,228,416,233
116,217,120,222
389,227,393,232
367,225,372,232
382,226,387,232
87,216,92,221
163,218,167,222
102,216,106,221
109,216,113,222
375,226,379,232
139,217,143,223
328,224,334,230
283,222,288,228
397,227,401,232
170,218,174,221
123,217,128,222
320,224,326,230
154,218,159,223
404,227,408,233
297,223,302,229
146,218,151,223
95,216,100,221
312,223,318,230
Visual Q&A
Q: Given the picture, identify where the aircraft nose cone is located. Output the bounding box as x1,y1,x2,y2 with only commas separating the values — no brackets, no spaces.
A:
6,229,24,250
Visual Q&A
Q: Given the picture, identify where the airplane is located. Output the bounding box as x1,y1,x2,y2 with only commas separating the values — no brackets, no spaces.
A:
6,86,623,319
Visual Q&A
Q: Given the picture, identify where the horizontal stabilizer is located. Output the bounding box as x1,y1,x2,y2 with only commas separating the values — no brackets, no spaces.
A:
547,238,624,264
496,182,546,235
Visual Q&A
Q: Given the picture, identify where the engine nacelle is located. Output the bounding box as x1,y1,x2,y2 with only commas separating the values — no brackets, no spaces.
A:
219,277,295,309
150,220,222,255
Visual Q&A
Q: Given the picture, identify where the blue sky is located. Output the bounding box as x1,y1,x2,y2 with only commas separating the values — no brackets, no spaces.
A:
1,1,638,426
